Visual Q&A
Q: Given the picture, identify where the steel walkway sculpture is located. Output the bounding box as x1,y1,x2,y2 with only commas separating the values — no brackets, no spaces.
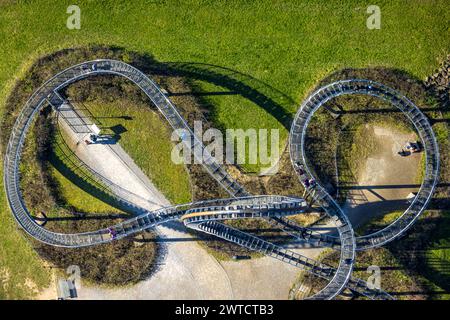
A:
3,60,440,300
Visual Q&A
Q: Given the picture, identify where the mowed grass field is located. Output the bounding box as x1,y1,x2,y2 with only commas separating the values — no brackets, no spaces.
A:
69,99,192,205
425,210,450,294
0,0,448,298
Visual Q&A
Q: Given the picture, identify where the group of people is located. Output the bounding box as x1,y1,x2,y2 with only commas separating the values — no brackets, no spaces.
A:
398,141,422,157
107,227,117,239
84,134,98,145
294,162,316,189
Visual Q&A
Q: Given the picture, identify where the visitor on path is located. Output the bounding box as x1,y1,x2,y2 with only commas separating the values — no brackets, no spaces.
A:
90,134,98,143
406,141,421,153
303,179,310,187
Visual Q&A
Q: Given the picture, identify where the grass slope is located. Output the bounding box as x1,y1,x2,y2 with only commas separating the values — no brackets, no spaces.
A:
424,210,450,295
49,130,124,214
68,98,192,205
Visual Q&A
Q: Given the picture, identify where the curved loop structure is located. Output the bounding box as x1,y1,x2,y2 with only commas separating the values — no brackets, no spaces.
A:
289,80,440,250
3,60,438,300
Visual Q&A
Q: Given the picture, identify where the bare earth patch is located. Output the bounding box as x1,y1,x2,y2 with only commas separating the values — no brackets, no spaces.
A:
343,124,422,229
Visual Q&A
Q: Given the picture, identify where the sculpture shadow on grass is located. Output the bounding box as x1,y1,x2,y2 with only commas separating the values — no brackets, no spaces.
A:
128,50,297,130
317,67,449,123
9,46,448,297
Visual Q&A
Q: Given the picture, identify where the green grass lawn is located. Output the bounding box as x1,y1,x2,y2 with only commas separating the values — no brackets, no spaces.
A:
0,0,448,298
46,93,192,215
49,130,124,214
67,98,192,205
424,211,450,295
357,210,403,234
51,167,122,213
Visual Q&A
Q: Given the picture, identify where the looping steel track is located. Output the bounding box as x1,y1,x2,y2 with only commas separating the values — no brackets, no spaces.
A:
4,60,439,300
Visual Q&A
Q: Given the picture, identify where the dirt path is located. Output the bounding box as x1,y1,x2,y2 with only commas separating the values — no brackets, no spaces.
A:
342,124,422,228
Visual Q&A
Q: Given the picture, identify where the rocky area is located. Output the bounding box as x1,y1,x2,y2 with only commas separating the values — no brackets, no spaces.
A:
425,54,449,109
